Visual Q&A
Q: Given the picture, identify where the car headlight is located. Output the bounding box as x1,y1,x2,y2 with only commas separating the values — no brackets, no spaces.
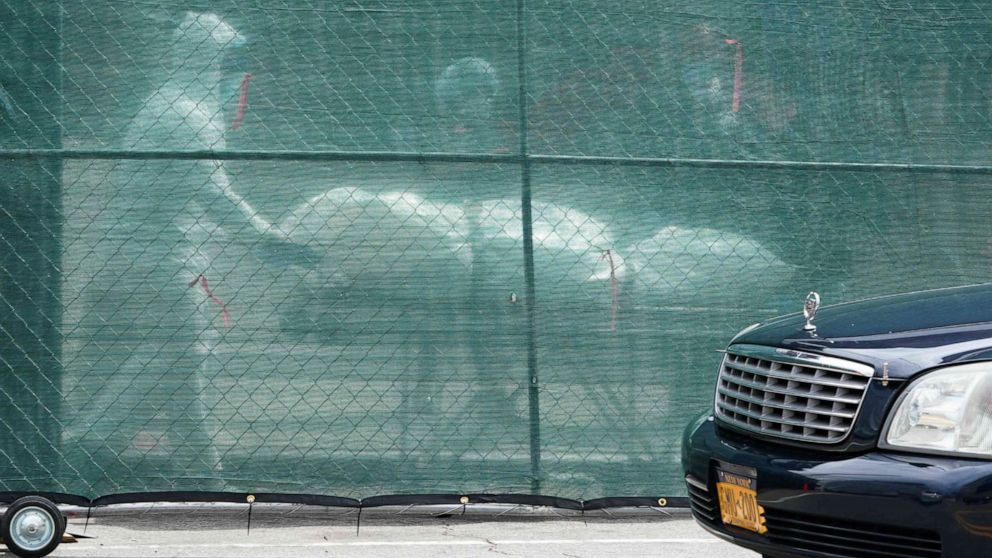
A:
883,362,992,458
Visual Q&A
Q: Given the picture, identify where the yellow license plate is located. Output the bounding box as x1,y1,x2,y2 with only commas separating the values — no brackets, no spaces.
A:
716,469,767,534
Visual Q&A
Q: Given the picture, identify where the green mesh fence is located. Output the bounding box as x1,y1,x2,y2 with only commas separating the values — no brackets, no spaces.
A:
2,1,992,503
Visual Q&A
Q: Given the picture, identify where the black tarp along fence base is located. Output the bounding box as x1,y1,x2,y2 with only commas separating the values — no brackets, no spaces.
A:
0,490,688,513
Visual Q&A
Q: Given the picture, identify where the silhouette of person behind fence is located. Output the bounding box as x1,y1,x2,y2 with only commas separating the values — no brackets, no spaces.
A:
77,12,314,493
435,57,510,153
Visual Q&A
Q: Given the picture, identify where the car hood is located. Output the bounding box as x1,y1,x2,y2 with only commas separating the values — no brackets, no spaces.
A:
733,283,992,379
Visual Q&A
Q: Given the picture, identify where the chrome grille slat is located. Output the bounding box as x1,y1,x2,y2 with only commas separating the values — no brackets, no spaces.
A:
717,387,856,420
726,361,868,390
717,377,861,405
719,405,850,433
715,344,872,444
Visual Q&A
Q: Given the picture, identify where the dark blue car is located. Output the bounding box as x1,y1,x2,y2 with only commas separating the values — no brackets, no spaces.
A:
682,284,992,558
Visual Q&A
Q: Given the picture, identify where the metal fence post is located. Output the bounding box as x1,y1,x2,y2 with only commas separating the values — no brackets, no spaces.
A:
516,0,541,495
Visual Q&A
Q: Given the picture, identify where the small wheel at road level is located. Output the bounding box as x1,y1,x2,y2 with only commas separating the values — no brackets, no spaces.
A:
1,496,64,558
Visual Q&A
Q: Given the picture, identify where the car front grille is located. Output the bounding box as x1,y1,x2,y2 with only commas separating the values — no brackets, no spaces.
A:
685,475,717,524
715,344,874,444
764,508,942,558
686,478,943,558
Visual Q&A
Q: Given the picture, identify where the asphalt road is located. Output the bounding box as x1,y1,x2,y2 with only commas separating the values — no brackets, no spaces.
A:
42,504,759,558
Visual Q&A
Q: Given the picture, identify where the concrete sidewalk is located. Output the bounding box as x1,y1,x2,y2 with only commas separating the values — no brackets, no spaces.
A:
45,504,758,558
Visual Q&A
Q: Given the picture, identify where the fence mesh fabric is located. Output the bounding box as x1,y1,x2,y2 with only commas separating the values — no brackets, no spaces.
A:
2,0,992,501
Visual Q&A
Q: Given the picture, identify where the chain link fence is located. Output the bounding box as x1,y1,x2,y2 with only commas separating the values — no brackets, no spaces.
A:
2,0,992,503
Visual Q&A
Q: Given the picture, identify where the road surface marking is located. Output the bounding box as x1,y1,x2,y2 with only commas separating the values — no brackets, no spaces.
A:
56,538,720,550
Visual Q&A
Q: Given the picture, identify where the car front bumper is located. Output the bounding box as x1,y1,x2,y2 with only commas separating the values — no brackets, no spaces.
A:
682,413,992,558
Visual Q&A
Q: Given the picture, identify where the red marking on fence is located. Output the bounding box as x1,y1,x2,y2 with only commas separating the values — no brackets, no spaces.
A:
725,39,743,113
230,72,252,130
188,274,231,327
600,250,619,331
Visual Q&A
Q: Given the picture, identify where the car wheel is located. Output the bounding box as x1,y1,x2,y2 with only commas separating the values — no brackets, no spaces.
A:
1,496,64,558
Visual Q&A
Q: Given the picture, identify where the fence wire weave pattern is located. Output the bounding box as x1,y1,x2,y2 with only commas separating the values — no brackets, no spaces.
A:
2,1,992,503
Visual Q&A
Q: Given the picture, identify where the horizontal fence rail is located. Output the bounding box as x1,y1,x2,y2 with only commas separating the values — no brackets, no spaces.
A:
8,149,992,175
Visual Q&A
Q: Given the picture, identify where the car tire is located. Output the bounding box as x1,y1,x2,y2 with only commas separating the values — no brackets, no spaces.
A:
1,496,64,558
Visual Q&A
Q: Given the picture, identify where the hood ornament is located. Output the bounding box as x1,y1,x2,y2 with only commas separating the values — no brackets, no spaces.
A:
803,292,821,332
